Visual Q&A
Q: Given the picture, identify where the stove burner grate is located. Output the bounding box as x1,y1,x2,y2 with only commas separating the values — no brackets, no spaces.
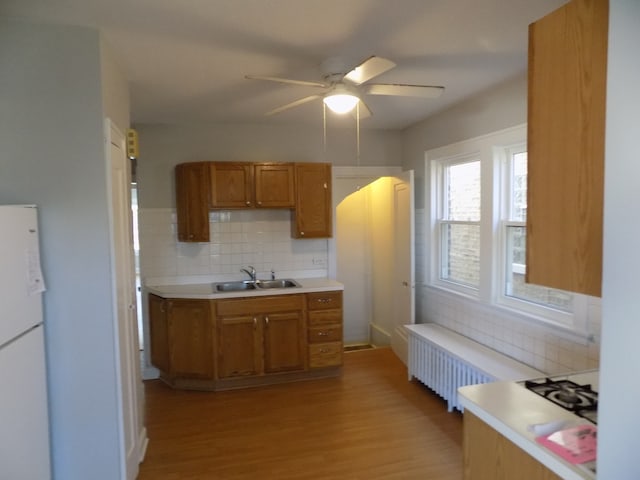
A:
524,378,598,424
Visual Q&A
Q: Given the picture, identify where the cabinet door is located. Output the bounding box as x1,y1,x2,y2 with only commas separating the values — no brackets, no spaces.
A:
210,162,253,208
175,162,210,242
254,163,295,208
526,0,608,297
167,299,214,379
148,294,170,372
263,311,306,374
291,163,332,238
463,412,562,480
217,315,262,378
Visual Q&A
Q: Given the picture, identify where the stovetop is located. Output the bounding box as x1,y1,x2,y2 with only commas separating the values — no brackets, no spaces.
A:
523,374,599,424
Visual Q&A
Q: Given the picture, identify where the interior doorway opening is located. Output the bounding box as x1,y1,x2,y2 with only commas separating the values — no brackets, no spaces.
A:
333,168,415,363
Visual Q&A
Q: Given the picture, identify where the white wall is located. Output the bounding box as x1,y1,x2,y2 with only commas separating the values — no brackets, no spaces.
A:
402,73,528,208
598,1,640,477
0,19,128,479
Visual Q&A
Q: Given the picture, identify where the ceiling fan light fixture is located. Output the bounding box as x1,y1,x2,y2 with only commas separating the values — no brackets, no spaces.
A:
323,93,359,114
323,84,360,114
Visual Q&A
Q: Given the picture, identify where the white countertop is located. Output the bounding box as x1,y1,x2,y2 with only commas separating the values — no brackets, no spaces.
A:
458,374,598,480
145,277,344,300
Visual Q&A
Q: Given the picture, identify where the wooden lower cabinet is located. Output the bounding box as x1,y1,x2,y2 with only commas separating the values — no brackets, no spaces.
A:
148,290,343,391
168,298,214,378
463,412,562,480
148,294,214,380
148,293,170,373
306,291,343,368
216,294,306,379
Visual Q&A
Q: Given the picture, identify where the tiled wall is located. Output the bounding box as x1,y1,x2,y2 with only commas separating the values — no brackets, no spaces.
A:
138,208,329,283
414,208,601,375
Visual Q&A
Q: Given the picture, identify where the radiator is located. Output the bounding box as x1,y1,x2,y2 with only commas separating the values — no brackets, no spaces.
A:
406,324,544,412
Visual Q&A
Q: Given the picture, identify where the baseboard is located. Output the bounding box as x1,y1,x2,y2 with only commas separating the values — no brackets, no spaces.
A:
138,426,149,463
391,326,409,366
370,323,391,346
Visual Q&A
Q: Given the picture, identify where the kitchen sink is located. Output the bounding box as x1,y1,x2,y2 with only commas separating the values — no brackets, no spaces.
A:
213,278,300,292
214,281,257,292
257,279,300,289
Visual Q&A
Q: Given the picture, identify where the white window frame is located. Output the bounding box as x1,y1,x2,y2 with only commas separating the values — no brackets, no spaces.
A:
431,152,481,297
426,125,590,334
496,143,579,328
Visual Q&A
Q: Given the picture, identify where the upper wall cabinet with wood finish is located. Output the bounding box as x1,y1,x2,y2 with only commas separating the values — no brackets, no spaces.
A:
176,161,332,242
209,162,295,209
175,162,210,242
526,0,608,297
291,163,333,239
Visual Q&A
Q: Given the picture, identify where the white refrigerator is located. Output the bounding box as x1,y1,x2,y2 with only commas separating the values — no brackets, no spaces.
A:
0,205,51,480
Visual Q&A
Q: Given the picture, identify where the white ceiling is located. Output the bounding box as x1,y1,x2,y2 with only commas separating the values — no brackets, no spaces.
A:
1,0,566,130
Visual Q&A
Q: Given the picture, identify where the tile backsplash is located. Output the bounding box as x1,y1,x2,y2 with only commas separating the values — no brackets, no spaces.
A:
138,208,329,283
414,208,601,375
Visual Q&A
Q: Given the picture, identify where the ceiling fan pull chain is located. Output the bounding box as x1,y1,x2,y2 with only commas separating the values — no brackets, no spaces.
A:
356,102,361,191
323,102,327,159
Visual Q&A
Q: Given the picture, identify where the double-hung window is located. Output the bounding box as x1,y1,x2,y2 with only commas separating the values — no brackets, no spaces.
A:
435,156,481,291
427,125,588,333
500,144,575,325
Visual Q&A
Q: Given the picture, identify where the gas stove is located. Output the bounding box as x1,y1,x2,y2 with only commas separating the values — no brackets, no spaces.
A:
523,371,599,424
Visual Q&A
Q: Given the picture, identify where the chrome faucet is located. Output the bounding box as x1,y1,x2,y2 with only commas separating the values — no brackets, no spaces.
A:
240,265,256,282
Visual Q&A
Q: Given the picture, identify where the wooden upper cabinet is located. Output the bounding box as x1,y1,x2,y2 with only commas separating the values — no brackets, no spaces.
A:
210,162,295,209
291,163,332,238
526,0,608,297
210,162,253,208
175,162,210,242
254,163,295,208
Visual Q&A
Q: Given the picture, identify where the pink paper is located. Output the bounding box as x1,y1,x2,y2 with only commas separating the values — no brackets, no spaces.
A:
535,424,597,464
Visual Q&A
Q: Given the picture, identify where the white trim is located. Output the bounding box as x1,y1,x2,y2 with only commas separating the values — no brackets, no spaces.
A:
424,124,594,336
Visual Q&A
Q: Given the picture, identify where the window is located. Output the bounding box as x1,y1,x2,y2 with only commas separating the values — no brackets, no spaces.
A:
427,125,587,333
435,157,481,290
501,146,573,317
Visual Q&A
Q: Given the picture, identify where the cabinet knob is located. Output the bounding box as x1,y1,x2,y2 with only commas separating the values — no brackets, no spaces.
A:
265,316,269,326
257,201,262,206
245,201,251,206
300,231,305,236
317,331,328,336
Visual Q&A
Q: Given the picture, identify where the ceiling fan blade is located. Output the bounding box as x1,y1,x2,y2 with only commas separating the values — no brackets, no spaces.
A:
352,100,372,119
265,95,322,116
245,75,327,88
344,56,396,85
364,83,445,98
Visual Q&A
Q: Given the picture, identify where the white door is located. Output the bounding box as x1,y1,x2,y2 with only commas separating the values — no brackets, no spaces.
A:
106,120,145,479
390,171,415,364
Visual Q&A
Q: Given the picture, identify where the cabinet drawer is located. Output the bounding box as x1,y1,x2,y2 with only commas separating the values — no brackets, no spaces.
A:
309,342,343,368
308,325,342,343
308,309,342,326
307,291,342,311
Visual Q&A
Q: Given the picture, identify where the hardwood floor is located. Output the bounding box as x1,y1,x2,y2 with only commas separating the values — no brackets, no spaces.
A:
138,347,463,479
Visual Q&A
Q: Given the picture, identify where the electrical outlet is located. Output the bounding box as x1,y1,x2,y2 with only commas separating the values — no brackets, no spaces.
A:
312,258,326,266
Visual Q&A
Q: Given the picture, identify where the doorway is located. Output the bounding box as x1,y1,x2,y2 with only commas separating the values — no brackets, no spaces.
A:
332,168,415,363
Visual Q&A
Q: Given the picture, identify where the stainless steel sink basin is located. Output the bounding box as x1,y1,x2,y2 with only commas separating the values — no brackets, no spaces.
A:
214,281,257,292
257,279,300,289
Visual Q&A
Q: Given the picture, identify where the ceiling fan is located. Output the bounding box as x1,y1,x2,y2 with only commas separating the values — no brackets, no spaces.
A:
246,56,445,118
